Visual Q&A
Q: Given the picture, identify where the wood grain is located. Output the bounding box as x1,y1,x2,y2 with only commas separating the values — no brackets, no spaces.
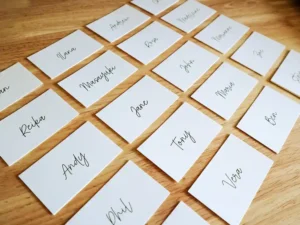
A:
0,0,300,224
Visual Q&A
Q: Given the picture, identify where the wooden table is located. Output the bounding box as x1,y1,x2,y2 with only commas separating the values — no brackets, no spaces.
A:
1,0,300,224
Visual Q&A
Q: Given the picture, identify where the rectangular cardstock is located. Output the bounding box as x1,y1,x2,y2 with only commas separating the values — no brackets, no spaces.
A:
138,103,221,182
0,63,42,111
87,4,150,42
66,161,169,225
97,76,177,143
132,0,179,15
0,90,78,166
189,135,273,225
59,51,137,107
118,22,182,64
28,30,103,78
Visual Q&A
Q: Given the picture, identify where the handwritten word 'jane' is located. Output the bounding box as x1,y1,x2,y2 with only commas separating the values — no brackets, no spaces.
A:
177,8,200,23
222,168,242,189
79,65,117,91
215,82,235,99
145,38,158,48
180,59,195,73
170,130,196,150
19,116,46,137
110,17,130,31
106,198,133,225
130,100,148,118
211,26,232,42
57,48,77,60
253,49,264,58
265,112,277,126
0,86,10,95
292,71,300,83
62,153,89,180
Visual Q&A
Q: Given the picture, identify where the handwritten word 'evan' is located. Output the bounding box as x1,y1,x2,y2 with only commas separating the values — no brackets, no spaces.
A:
106,198,133,225
57,47,76,60
222,168,242,189
130,100,148,118
62,153,89,180
19,116,46,137
170,130,196,150
265,112,277,126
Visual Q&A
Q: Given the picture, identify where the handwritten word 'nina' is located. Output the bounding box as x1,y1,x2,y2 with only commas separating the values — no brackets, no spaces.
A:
57,47,76,60
0,86,10,95
215,82,235,99
180,59,195,73
19,116,46,137
62,153,89,180
170,130,196,150
106,198,133,225
265,112,277,126
145,38,158,48
222,168,242,189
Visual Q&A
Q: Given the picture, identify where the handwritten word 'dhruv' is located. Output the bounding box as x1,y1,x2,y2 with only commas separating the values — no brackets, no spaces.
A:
106,198,133,225
0,86,10,95
145,38,159,48
222,168,242,189
110,17,130,31
57,47,77,60
292,71,300,83
79,65,117,91
19,116,46,137
170,130,196,150
62,152,90,180
211,26,232,42
215,82,235,99
180,59,195,73
177,8,200,23
130,100,149,118
265,112,277,126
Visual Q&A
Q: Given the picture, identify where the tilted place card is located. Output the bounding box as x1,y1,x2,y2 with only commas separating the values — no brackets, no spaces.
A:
87,5,150,43
231,32,285,76
163,202,209,225
162,0,216,33
28,30,103,79
189,135,273,225
118,22,182,64
138,103,221,182
153,41,219,91
19,122,121,215
132,0,179,15
97,76,177,143
271,50,300,96
195,15,249,53
59,51,137,107
0,63,42,112
192,63,257,120
66,161,169,225
238,87,300,153
0,90,78,166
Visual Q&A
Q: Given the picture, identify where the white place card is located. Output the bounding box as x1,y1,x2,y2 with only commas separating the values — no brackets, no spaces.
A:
118,22,182,64
28,30,103,79
189,135,273,225
163,202,209,225
87,5,150,43
97,76,177,143
238,87,300,153
192,63,257,120
153,41,219,91
195,15,249,53
271,50,300,96
132,0,179,15
138,103,221,182
59,51,137,107
162,0,216,33
0,63,42,112
19,122,121,215
0,90,78,166
66,161,169,225
231,32,285,76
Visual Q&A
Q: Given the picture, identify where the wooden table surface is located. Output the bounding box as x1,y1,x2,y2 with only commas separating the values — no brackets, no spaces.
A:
1,0,300,224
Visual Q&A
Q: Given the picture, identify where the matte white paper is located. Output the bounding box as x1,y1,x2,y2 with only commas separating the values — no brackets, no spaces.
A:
132,0,179,15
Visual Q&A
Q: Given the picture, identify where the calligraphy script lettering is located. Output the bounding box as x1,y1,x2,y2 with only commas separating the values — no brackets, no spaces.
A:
170,130,196,150
57,47,76,60
145,38,158,48
292,71,300,83
130,100,148,118
177,8,200,23
180,59,195,73
211,26,232,42
215,82,235,99
106,198,133,225
222,168,242,189
152,0,162,4
0,86,10,95
19,116,46,137
265,112,277,126
62,153,89,180
253,49,264,58
110,17,130,31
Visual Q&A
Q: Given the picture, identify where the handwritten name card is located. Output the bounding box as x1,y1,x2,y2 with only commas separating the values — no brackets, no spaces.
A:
87,5,150,42
238,87,300,153
192,63,257,120
132,0,179,15
138,103,221,182
118,22,182,64
163,202,209,225
162,0,216,33
28,30,103,78
189,135,273,225
59,51,137,107
153,41,218,91
0,90,78,166
66,161,169,225
97,76,177,143
0,63,42,112
19,122,121,214
195,15,249,53
231,32,285,76
271,50,300,96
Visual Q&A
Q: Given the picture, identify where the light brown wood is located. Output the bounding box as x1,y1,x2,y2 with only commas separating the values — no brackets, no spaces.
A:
1,0,300,224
